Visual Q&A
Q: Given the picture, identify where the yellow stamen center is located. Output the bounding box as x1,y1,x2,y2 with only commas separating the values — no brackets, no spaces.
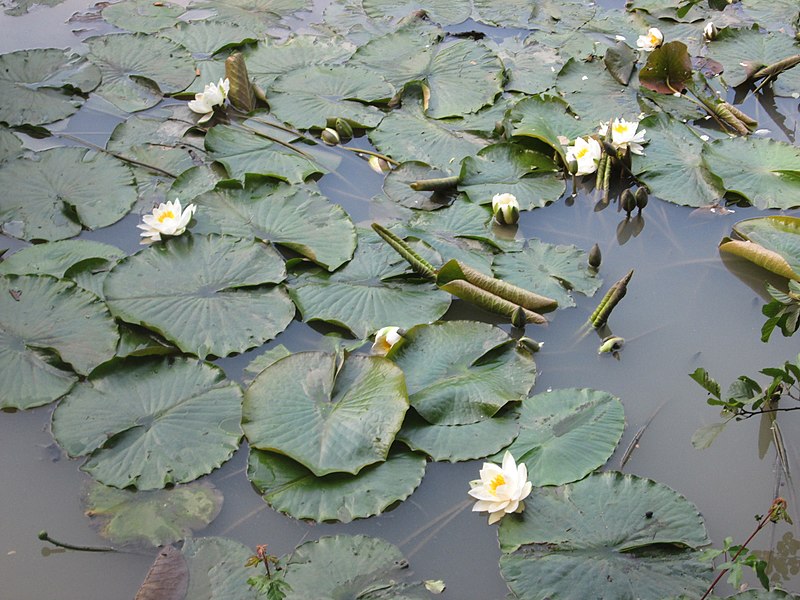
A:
576,147,588,159
613,123,627,135
649,33,659,45
157,210,175,223
488,474,506,495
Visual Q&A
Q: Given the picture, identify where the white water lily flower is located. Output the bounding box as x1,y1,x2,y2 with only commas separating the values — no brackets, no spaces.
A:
137,199,197,244
491,193,520,226
188,78,230,123
371,326,402,355
703,22,718,42
636,27,663,51
598,118,648,155
468,451,532,525
565,136,603,176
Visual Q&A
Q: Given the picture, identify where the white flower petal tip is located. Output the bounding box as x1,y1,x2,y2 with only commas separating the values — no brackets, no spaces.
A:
371,326,403,355
468,451,532,525
491,193,519,226
636,27,663,51
188,78,230,122
565,136,602,176
598,118,648,156
137,199,196,244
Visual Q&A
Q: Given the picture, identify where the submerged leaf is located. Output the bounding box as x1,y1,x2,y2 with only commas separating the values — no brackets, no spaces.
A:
135,545,189,600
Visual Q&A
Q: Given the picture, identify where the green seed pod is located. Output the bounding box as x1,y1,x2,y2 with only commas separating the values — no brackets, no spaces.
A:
517,337,542,353
225,53,256,113
511,305,526,328
621,189,636,217
321,127,340,146
335,118,353,142
598,336,625,354
588,243,602,269
635,187,648,212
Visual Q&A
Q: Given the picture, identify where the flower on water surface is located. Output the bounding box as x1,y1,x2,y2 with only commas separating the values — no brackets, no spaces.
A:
371,326,403,355
491,193,520,226
598,118,648,156
703,22,718,42
468,451,532,524
188,78,230,123
138,199,197,244
565,136,603,176
636,27,663,51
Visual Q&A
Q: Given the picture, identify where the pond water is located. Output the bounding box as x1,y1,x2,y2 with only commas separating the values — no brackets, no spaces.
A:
1,0,800,599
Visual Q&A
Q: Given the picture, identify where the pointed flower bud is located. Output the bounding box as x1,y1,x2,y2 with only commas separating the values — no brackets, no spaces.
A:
492,193,519,226
621,189,637,217
703,22,718,42
368,155,392,173
588,243,602,269
635,187,649,212
321,127,340,146
511,305,526,328
334,118,353,142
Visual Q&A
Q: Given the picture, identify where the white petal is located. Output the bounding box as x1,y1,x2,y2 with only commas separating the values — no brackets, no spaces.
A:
488,511,505,524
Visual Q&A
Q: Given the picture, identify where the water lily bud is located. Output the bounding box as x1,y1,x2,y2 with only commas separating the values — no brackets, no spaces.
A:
621,189,636,217
518,337,542,353
492,193,519,226
371,326,403,355
511,305,526,328
335,118,353,142
703,22,718,42
598,336,625,354
567,159,579,175
635,187,649,212
321,127,340,146
588,243,602,269
368,155,392,173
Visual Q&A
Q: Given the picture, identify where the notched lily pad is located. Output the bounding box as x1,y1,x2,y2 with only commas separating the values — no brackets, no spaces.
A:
720,216,800,280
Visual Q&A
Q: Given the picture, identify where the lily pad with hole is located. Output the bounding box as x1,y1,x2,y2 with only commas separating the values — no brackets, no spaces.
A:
494,388,624,486
491,240,602,309
287,229,450,338
181,537,256,600
86,33,196,112
51,357,243,489
104,234,295,359
0,48,101,127
248,448,426,522
388,321,536,426
243,351,409,476
702,137,800,209
498,472,711,599
102,0,185,34
190,178,356,271
82,480,223,547
720,216,800,280
0,274,119,410
510,95,595,164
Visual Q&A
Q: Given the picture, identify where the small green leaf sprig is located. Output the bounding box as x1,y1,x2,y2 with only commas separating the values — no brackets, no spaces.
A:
246,544,292,600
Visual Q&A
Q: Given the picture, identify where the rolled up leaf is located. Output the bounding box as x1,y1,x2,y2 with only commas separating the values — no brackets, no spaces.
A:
225,53,256,113
589,269,634,329
371,222,436,279
439,279,547,324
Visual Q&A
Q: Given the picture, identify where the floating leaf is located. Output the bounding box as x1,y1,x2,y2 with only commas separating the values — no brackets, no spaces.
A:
0,240,124,279
242,344,291,384
243,351,409,476
730,590,800,600
191,178,356,271
639,41,693,94
555,58,641,126
181,537,256,600
0,49,101,127
604,41,636,86
389,321,536,425
510,95,594,162
52,357,243,489
82,480,223,546
498,472,711,599
0,274,119,409
248,448,425,522
472,0,535,28
283,535,433,599
102,0,185,34
496,388,624,486
397,405,521,462
0,127,22,162
496,37,561,95
458,143,564,210
720,216,800,280
267,65,393,129
104,234,294,359
492,240,602,309
288,229,450,337
702,137,800,209
631,112,725,208
361,0,471,26
383,162,455,211
86,33,195,112
135,545,189,600
192,0,309,28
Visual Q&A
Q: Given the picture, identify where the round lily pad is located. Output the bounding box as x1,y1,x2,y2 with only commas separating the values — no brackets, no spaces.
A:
243,351,409,476
181,537,255,600
0,240,124,279
510,95,595,163
248,448,426,522
103,234,295,359
389,321,537,425
52,357,243,490
102,0,185,33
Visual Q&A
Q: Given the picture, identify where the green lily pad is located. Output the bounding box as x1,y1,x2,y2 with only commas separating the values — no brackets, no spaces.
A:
191,0,309,28
702,137,800,209
205,123,326,184
731,591,800,600
0,274,119,410
102,0,185,34
267,65,393,130
631,113,725,208
510,95,595,163
720,216,800,280
288,229,451,338
243,351,409,476
369,86,489,174
352,23,503,118
496,388,624,486
82,480,223,546
242,344,291,385
0,147,137,242
104,234,294,359
361,0,470,25
397,405,521,462
0,240,124,279
0,127,22,162
472,0,535,28
383,162,455,211
86,33,195,112
0,49,101,127
736,0,800,32
496,37,562,95
248,448,426,522
555,58,641,126
389,321,536,425
491,240,602,309
498,472,711,600
3,0,66,15
181,537,256,600
191,178,356,271
639,41,693,95
283,535,434,599
458,143,565,210
51,357,243,489
115,325,177,359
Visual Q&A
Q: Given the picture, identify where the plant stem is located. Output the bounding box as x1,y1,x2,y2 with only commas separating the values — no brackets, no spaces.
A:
339,146,400,165
52,133,178,178
38,531,116,553
410,176,459,192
